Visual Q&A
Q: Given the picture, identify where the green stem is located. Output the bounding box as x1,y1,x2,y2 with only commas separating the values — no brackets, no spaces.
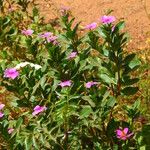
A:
116,51,121,97
63,92,69,149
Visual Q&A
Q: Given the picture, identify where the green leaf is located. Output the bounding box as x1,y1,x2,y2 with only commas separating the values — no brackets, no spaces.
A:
98,27,107,38
32,7,39,16
129,58,141,69
32,136,39,149
124,53,136,63
16,117,23,129
40,75,47,90
113,145,119,150
0,50,8,59
139,146,146,150
7,27,17,36
82,96,95,107
106,96,116,107
32,81,40,95
141,125,150,148
79,105,93,118
88,57,101,67
106,119,119,138
25,136,32,150
121,87,139,95
79,60,87,72
3,17,10,27
122,76,139,86
116,21,125,31
100,74,116,84
133,99,141,110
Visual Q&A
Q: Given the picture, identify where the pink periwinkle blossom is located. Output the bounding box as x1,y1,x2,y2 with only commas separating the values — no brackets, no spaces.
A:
101,15,116,24
8,128,14,134
68,52,77,59
4,68,19,79
85,81,98,88
0,112,4,118
32,105,47,116
59,80,72,87
85,22,97,30
21,29,34,36
47,36,58,42
46,35,58,45
60,6,70,16
39,32,53,38
0,104,5,110
116,128,133,140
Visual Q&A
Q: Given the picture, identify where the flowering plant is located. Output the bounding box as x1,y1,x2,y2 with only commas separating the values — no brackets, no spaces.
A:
0,1,145,150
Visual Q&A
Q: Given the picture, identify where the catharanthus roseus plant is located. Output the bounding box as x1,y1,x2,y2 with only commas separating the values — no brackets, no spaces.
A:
0,2,146,150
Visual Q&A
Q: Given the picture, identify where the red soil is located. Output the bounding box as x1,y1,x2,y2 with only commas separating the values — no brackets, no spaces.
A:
35,0,150,49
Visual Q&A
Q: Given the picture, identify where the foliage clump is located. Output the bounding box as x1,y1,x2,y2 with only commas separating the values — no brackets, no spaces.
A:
0,1,148,150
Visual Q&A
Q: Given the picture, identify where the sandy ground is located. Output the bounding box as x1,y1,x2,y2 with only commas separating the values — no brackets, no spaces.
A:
35,0,150,50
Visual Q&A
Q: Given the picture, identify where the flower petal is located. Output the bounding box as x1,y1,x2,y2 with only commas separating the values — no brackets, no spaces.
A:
116,129,123,136
123,128,129,134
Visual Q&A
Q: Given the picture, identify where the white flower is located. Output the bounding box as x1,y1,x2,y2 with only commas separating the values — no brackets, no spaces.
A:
33,64,42,70
15,62,42,70
15,62,30,69
29,63,35,68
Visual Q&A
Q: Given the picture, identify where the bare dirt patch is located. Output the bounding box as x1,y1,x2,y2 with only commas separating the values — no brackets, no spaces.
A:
35,0,150,50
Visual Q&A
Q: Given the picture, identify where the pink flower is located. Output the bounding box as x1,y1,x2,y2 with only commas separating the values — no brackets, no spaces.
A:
32,105,47,116
85,81,98,88
39,32,53,38
101,15,116,24
21,29,34,36
0,112,4,118
116,128,133,140
85,22,97,30
61,6,70,11
59,80,72,87
0,104,5,110
60,6,70,16
46,35,58,45
4,68,19,79
67,52,77,59
8,128,14,134
47,36,58,42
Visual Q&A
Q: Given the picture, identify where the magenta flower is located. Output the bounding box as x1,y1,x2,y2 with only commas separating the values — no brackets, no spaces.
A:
21,29,34,36
85,81,98,88
46,35,58,45
4,68,19,79
0,112,4,118
59,80,72,87
101,15,116,24
47,36,58,42
116,128,133,140
0,104,5,110
8,128,14,134
68,52,77,59
39,32,53,38
85,22,97,30
32,105,47,116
